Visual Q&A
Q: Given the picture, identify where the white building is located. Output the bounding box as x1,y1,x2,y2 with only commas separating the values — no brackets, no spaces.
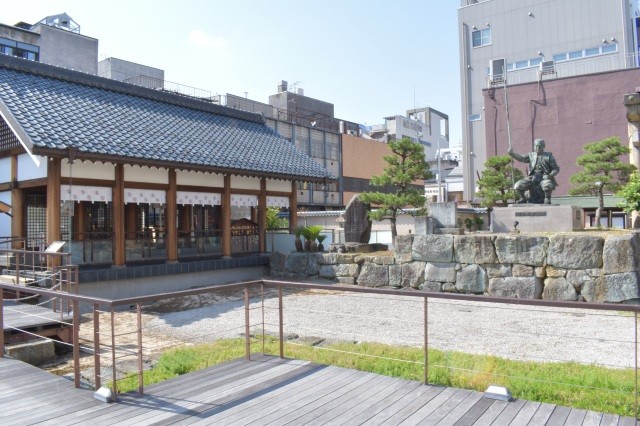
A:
368,107,449,160
458,0,640,201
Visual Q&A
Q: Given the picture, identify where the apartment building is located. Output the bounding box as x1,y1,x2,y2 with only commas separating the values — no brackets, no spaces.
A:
458,0,639,201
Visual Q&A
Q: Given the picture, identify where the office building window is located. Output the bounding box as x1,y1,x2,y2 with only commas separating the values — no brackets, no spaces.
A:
468,114,481,122
0,38,39,61
472,28,491,48
553,43,618,63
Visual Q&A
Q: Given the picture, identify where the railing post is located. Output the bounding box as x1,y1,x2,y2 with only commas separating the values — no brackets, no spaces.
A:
110,307,118,401
244,286,250,360
137,303,144,395
424,296,429,385
72,299,80,388
635,310,638,420
261,284,265,354
0,287,4,358
278,287,284,359
15,252,20,302
93,303,101,390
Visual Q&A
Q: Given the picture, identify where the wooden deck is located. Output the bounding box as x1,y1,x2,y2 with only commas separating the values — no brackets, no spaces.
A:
0,355,636,425
2,300,72,343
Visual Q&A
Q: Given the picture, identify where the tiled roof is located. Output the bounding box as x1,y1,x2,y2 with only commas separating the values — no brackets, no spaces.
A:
0,55,334,182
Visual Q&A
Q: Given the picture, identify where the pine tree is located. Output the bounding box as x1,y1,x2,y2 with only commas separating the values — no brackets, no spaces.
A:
476,155,524,208
569,136,636,227
360,138,433,240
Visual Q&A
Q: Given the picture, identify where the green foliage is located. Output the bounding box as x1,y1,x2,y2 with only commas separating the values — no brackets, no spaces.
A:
569,137,635,196
569,136,636,226
617,171,640,214
116,337,635,416
305,225,323,241
316,234,327,244
464,217,474,231
359,138,433,239
474,215,484,230
476,155,524,207
266,207,288,230
294,226,305,238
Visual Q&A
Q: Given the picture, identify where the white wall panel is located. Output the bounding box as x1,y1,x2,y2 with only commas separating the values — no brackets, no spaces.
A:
176,170,224,187
0,157,10,183
0,191,10,238
124,165,168,184
266,179,292,192
62,160,114,181
231,175,260,190
18,154,46,180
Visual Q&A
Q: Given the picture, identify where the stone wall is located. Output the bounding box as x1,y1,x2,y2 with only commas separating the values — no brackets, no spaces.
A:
269,232,640,303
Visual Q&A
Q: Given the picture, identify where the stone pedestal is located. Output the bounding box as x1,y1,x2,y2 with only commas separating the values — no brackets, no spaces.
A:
491,205,583,233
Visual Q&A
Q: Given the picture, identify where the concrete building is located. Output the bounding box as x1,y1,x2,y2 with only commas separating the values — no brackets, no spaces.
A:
0,13,98,74
458,0,639,201
98,57,164,90
215,82,353,211
369,107,449,160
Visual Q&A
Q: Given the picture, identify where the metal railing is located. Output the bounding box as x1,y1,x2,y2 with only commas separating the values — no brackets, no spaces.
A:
0,279,637,416
501,51,639,87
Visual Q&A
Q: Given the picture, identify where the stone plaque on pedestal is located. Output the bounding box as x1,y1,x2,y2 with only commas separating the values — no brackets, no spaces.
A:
491,205,583,233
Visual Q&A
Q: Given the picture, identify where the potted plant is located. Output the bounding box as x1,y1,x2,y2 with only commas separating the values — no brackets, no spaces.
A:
317,234,327,252
305,225,323,252
294,226,305,252
300,226,313,251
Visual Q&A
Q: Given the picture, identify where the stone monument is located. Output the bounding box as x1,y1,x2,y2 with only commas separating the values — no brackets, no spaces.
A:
343,194,372,243
330,194,387,253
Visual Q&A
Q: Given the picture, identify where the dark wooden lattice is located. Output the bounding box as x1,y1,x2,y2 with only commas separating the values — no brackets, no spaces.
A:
0,117,20,151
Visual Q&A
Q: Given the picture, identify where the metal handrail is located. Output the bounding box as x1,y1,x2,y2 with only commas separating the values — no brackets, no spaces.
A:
0,278,637,412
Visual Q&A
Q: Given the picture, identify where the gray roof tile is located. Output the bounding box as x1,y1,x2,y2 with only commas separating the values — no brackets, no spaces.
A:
0,56,333,181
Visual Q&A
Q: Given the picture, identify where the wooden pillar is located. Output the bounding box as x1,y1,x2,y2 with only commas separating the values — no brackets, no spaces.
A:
46,157,61,246
167,169,177,262
222,175,232,257
73,202,85,241
10,155,24,249
258,179,267,253
113,164,125,266
289,181,298,232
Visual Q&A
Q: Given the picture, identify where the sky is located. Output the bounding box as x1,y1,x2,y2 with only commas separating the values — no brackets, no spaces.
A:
3,1,462,147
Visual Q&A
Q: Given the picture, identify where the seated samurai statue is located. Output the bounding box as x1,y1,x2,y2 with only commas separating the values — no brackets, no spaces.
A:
507,138,559,205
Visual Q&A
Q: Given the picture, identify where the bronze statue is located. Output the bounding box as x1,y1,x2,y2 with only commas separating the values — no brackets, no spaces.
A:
508,139,559,204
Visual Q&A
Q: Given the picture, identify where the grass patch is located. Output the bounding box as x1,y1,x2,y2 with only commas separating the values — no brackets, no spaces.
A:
116,336,635,416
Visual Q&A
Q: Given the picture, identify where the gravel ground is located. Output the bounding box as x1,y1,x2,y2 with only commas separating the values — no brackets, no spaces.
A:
145,287,636,369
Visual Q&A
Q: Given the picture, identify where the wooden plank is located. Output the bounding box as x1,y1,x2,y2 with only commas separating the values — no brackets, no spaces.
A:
489,398,527,424
581,410,603,426
452,397,498,425
526,402,556,424
184,362,345,425
564,408,588,425
150,363,325,425
545,405,572,426
340,381,424,425
405,388,470,425
618,415,638,426
226,367,365,425
79,359,313,425
599,413,621,425
360,385,445,425
288,375,404,424
434,391,484,425
508,401,541,426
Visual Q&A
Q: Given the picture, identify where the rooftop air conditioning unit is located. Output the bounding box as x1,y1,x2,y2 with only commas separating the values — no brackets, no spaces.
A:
489,58,506,87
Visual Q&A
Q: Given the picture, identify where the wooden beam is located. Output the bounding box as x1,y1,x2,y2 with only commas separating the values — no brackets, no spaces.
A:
46,157,61,246
289,181,298,232
113,164,125,266
222,175,231,257
10,155,23,249
259,179,267,253
167,169,177,262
